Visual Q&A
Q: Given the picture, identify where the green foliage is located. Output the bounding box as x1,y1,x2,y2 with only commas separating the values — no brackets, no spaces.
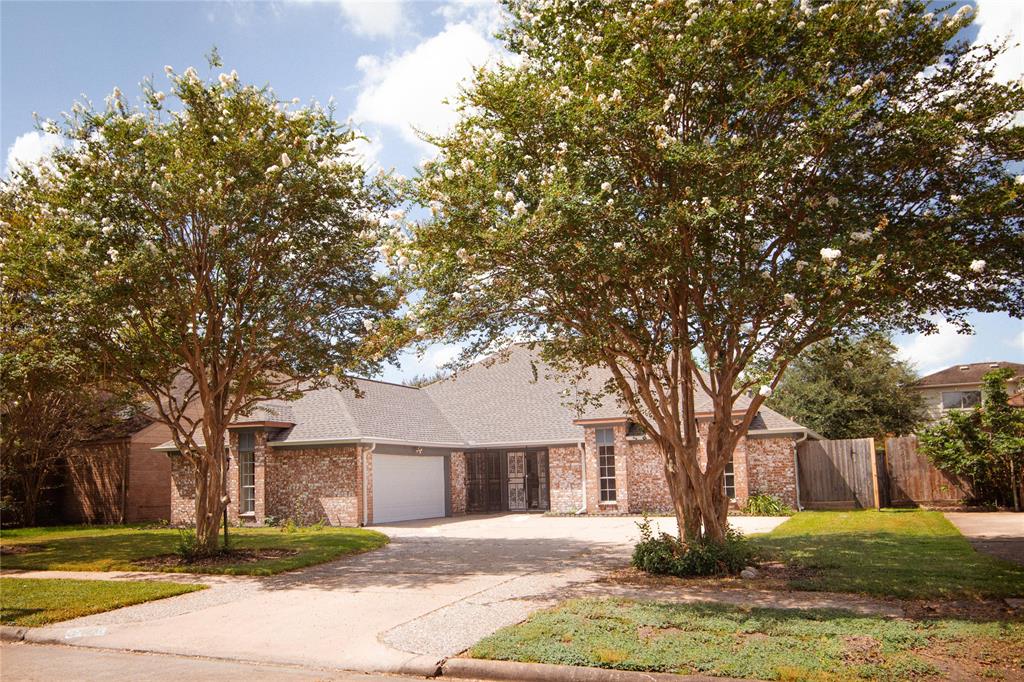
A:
404,0,1024,542
174,528,203,562
742,492,794,516
0,524,389,576
767,334,925,439
0,578,205,627
755,510,1024,599
631,515,754,576
280,518,299,534
469,598,1023,681
918,368,1024,507
0,62,404,547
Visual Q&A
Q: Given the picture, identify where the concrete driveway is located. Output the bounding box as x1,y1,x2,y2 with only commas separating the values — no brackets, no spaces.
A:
15,514,786,675
945,511,1024,565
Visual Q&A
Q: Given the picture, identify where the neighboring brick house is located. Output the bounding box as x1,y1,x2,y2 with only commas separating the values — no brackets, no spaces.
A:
913,361,1023,422
153,345,815,526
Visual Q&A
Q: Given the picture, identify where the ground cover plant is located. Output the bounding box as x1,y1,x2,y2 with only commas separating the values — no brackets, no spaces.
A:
0,524,388,576
469,598,1024,681
753,510,1024,599
0,577,205,627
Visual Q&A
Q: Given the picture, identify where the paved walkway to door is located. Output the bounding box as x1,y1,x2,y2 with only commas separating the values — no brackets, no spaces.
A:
13,514,787,675
945,511,1024,565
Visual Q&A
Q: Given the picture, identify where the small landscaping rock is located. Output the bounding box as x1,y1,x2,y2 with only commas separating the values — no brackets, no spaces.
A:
740,567,759,579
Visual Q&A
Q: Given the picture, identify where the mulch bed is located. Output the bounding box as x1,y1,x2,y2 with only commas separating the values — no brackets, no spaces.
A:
600,562,820,591
134,548,298,569
0,544,46,556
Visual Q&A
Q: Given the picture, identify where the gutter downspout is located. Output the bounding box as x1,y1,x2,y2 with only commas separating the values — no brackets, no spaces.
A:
362,441,376,526
576,441,587,515
792,431,808,511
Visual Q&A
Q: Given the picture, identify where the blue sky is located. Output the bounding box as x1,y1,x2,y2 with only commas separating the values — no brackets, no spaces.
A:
2,0,1021,381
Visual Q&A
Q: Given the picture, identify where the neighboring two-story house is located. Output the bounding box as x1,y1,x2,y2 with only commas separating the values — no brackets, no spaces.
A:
914,361,1024,422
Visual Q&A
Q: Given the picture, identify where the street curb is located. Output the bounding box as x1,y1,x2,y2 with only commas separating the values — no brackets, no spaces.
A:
0,626,27,642
397,654,444,677
441,658,751,681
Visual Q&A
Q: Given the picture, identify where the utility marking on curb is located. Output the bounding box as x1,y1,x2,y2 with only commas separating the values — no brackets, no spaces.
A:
63,626,107,639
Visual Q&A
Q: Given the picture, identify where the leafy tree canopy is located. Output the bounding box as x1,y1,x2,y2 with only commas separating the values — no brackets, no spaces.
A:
0,56,402,547
402,0,1023,541
766,333,925,439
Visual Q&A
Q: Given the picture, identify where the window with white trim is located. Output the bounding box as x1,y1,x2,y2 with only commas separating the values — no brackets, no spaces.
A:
723,461,736,500
941,390,981,410
596,427,616,503
238,432,256,515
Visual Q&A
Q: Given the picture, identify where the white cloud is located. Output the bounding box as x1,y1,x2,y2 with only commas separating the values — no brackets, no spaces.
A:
5,130,62,175
972,0,1024,85
429,343,463,369
338,0,406,38
435,0,506,35
1014,328,1024,351
351,21,502,151
897,317,975,375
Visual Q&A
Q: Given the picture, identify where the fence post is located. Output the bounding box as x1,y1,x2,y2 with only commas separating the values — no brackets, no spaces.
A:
869,438,881,510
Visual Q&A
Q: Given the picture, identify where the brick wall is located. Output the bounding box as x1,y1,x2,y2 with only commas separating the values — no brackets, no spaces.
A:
169,454,196,525
746,437,799,508
449,451,467,514
548,445,583,513
265,445,362,526
127,422,172,522
624,440,673,514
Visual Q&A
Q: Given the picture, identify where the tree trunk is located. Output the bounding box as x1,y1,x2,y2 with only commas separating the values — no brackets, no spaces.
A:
192,451,227,555
20,471,43,527
661,441,730,545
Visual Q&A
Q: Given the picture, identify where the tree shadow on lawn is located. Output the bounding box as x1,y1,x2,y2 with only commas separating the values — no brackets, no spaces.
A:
754,531,1024,601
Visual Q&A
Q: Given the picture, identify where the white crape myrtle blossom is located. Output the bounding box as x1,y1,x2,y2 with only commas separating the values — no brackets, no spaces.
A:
758,385,773,398
601,181,613,192
820,247,841,264
613,241,625,251
970,259,986,273
783,293,798,308
362,318,375,331
513,201,528,217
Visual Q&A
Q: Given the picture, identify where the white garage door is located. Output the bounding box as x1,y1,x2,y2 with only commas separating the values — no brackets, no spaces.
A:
372,453,446,523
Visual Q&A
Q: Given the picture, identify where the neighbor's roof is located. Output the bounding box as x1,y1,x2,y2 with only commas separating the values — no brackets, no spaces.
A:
155,345,814,451
915,362,1024,388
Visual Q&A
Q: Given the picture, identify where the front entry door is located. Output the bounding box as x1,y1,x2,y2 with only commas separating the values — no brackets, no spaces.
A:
467,451,502,512
507,451,527,511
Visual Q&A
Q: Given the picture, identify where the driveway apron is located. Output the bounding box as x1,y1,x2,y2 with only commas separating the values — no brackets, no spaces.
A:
18,515,786,674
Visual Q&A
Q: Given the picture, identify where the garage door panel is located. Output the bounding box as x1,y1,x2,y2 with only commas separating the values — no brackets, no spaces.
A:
373,454,445,523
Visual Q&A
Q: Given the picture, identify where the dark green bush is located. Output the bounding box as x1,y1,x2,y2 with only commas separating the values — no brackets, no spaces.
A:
632,515,754,577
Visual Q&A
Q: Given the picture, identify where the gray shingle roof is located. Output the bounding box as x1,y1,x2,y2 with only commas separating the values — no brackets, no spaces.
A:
156,345,812,451
423,345,586,444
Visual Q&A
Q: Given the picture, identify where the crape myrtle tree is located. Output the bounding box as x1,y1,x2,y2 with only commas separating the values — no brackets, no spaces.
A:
405,0,1024,544
1,57,403,552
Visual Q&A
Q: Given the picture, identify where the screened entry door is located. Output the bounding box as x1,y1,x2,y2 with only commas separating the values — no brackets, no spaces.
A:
466,451,502,512
507,450,549,511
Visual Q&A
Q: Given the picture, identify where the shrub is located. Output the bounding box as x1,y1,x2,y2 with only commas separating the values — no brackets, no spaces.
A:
632,515,754,577
263,515,279,527
743,493,794,516
175,528,202,562
281,518,298,534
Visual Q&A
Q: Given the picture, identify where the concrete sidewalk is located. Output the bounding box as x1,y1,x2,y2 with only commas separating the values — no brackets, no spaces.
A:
945,511,1024,565
8,515,787,675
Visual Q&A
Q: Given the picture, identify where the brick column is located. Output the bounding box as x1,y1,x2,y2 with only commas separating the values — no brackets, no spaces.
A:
253,430,267,525
450,451,467,514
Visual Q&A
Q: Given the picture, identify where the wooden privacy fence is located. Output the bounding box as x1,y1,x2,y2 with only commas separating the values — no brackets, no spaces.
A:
882,435,967,506
798,435,967,509
797,438,879,509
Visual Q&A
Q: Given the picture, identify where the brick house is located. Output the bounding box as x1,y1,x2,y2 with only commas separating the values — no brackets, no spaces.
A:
153,345,814,526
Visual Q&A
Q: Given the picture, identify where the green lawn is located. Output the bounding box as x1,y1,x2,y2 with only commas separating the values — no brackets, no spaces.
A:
470,598,1024,681
0,525,389,576
0,577,205,627
752,509,1024,599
